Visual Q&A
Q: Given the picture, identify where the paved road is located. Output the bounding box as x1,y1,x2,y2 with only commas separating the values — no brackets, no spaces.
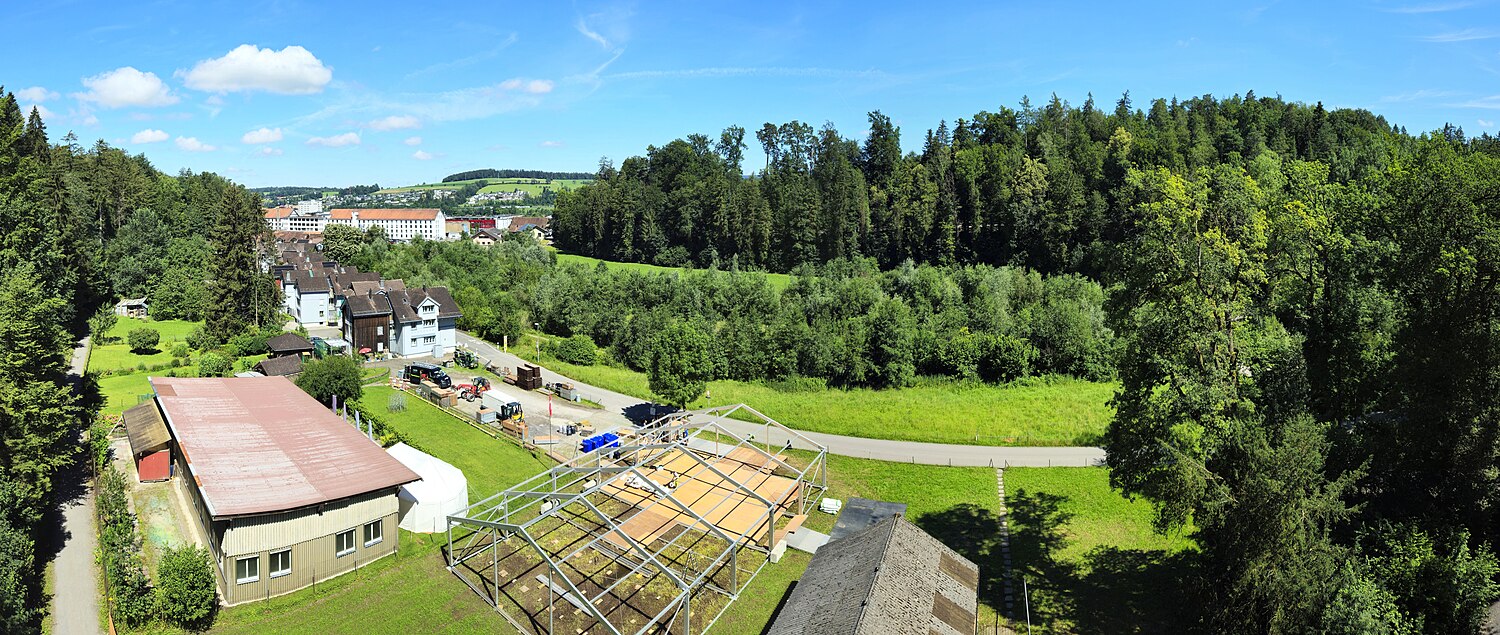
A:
456,332,1105,468
49,336,103,635
1484,600,1499,635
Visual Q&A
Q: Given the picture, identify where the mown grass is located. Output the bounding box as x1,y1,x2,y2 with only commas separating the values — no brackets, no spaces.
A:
95,353,270,415
89,317,201,373
554,252,794,291
356,385,553,500
514,346,1115,446
1004,467,1197,634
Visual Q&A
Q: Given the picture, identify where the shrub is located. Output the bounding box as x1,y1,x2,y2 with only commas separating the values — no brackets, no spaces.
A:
135,362,147,371
978,334,1038,383
197,353,230,378
186,327,216,351
170,343,190,358
155,545,216,628
296,355,364,405
127,327,161,353
550,334,598,366
89,309,119,344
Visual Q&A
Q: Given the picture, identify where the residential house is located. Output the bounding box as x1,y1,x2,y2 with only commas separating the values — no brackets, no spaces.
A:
387,287,462,357
342,293,393,355
471,227,505,247
114,297,149,318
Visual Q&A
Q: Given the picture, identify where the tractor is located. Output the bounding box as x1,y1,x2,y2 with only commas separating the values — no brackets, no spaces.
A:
455,376,491,402
454,348,480,369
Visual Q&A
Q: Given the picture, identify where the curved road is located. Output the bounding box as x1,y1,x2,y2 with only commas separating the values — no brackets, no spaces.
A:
457,332,1105,468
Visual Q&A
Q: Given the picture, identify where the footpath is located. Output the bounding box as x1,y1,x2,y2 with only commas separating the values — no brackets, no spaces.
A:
49,336,103,635
456,332,1105,468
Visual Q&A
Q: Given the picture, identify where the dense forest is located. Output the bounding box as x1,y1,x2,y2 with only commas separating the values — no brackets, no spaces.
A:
442,168,593,182
0,85,276,633
546,91,1500,633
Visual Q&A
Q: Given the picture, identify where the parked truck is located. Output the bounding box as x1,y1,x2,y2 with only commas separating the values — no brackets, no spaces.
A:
403,362,452,389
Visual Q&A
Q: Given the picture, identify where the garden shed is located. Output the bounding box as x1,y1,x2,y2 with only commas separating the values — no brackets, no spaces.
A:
385,442,469,533
122,401,171,482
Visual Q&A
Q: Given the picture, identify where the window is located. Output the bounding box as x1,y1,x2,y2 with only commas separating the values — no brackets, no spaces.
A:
269,549,291,578
422,336,436,345
336,529,355,556
363,520,383,546
376,325,384,336
423,319,436,328
235,556,259,584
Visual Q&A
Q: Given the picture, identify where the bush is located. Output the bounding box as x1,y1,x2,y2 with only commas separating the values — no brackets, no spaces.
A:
155,545,216,628
127,327,160,353
550,334,598,366
186,326,216,351
296,355,364,405
978,333,1038,383
97,468,155,627
170,342,190,358
197,353,230,377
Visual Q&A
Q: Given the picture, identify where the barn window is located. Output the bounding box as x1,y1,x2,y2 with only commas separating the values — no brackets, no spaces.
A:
269,549,291,578
336,529,356,556
235,556,259,584
364,520,383,546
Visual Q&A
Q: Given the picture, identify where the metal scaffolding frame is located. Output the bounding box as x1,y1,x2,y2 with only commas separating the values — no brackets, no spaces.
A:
445,403,828,635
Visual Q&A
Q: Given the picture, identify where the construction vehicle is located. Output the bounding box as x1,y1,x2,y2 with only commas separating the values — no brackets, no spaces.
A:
455,376,491,402
454,348,480,369
403,362,452,389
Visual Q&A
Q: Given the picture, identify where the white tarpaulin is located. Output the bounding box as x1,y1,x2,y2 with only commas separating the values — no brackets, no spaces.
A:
385,442,468,533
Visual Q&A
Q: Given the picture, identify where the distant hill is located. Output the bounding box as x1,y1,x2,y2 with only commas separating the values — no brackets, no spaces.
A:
442,168,593,183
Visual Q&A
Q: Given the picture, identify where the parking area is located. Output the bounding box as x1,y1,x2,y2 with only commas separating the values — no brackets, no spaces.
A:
363,354,636,461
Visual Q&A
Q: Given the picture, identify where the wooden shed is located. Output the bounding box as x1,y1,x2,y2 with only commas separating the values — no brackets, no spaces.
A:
122,401,172,482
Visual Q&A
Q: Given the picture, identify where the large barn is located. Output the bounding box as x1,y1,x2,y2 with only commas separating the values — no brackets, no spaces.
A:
148,376,420,605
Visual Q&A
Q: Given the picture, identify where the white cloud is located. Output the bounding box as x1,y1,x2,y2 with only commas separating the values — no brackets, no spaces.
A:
180,44,333,94
81,112,99,126
1480,118,1496,127
77,67,178,108
576,18,610,48
175,136,216,152
1421,28,1500,42
241,127,283,144
525,79,554,94
368,115,420,131
1383,1,1475,13
130,129,169,143
306,132,361,147
1380,89,1459,102
21,104,56,122
412,150,434,160
15,87,58,102
257,146,283,156
404,136,422,146
539,140,564,148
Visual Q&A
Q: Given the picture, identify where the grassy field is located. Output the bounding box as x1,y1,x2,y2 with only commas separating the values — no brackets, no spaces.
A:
355,386,553,500
89,317,201,373
514,346,1115,446
1005,467,1197,634
555,252,794,291
95,353,269,416
377,177,591,196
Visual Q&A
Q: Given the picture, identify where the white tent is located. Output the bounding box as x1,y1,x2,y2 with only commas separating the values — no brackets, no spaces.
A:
385,443,469,533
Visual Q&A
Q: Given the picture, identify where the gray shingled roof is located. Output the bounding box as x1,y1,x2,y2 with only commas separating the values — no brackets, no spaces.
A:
254,355,304,376
387,287,462,323
345,293,392,317
265,333,314,354
767,515,980,635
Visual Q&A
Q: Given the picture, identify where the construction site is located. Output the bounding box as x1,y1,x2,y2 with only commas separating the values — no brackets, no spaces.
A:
444,404,828,635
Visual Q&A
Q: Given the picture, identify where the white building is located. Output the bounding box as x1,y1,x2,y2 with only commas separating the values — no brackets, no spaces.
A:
295,199,324,215
328,209,446,241
388,287,461,357
264,208,447,242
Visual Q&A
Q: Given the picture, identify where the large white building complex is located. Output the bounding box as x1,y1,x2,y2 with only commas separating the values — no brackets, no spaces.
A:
264,207,447,241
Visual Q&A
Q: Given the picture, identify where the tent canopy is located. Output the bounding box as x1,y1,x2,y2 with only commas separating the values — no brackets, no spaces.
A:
385,442,468,532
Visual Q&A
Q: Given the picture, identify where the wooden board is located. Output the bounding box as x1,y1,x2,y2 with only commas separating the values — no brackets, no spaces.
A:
602,507,677,551
603,449,801,544
724,447,786,472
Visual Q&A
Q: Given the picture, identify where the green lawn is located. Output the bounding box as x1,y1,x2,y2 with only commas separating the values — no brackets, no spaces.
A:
356,386,553,500
96,354,270,416
514,346,1115,446
555,252,793,291
89,317,202,373
1004,467,1197,634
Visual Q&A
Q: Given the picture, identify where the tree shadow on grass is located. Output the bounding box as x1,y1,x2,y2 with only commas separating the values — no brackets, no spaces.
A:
1006,488,1197,634
916,504,1009,620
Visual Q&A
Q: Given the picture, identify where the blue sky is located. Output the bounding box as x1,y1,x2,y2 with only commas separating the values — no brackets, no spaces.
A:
3,0,1498,187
